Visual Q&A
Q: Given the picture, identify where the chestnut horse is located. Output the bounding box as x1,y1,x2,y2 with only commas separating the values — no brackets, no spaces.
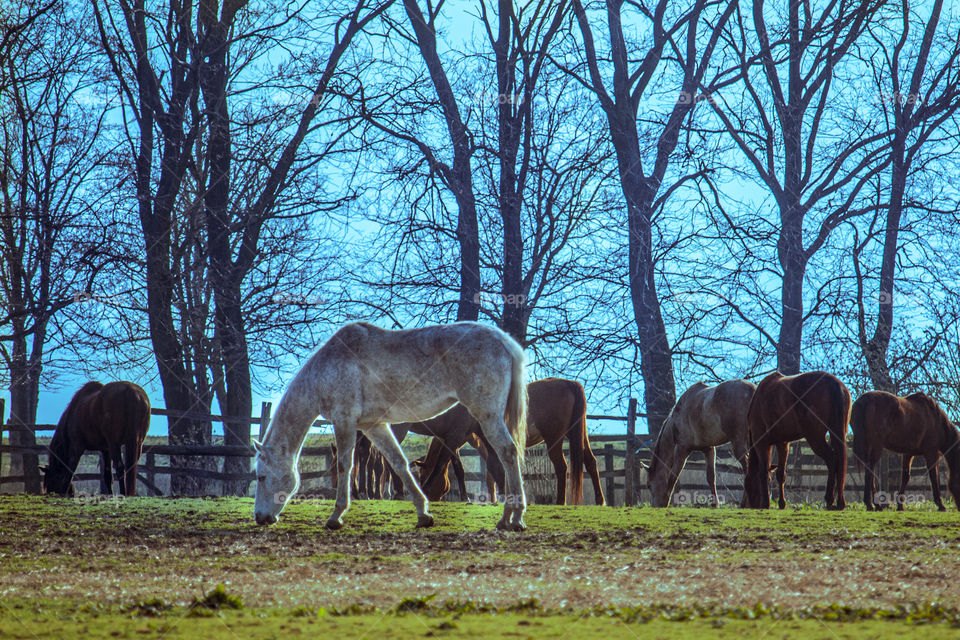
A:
416,378,605,506
43,381,150,496
743,371,850,510
852,391,960,511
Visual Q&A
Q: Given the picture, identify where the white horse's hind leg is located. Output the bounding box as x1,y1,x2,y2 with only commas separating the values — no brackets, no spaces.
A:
363,423,434,528
328,426,357,530
479,417,526,531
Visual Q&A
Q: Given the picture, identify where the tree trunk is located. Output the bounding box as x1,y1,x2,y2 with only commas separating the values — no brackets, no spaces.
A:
8,342,41,494
403,0,480,322
611,118,676,436
863,140,906,393
199,5,252,496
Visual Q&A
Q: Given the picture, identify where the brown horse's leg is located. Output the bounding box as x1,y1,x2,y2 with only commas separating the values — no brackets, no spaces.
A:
450,450,468,502
775,443,787,509
99,451,113,495
546,440,568,505
704,447,719,507
580,443,604,506
756,444,771,509
925,452,945,511
897,455,913,511
864,450,881,511
112,447,124,496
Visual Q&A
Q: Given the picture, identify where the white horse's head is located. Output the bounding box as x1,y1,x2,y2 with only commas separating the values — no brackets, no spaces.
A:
253,440,299,525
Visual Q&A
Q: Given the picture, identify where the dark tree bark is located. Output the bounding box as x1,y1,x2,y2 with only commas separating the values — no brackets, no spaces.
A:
402,0,481,321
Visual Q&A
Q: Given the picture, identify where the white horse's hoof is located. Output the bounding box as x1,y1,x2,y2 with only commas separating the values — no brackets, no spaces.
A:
416,513,435,528
325,517,343,530
496,517,525,532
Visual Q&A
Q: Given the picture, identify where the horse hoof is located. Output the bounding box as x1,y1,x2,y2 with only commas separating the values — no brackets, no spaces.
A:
325,517,343,530
416,513,435,528
938,506,947,512
495,518,510,531
512,519,527,532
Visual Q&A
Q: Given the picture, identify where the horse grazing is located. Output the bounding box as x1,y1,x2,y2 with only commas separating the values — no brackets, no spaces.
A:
253,322,528,531
415,377,605,506
647,379,758,507
43,381,150,497
743,371,850,510
852,391,960,511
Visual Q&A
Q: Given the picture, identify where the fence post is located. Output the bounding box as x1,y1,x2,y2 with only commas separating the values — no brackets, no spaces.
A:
625,398,638,507
603,444,615,506
259,402,272,441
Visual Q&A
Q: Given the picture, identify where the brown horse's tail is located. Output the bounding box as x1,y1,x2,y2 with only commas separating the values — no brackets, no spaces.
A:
503,336,527,463
850,395,867,473
829,378,851,505
123,385,150,497
742,379,765,508
566,382,588,505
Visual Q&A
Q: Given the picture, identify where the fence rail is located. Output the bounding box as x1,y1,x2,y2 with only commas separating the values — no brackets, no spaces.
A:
0,398,943,506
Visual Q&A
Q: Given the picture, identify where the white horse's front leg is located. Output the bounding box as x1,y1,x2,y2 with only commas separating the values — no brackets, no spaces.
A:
483,419,526,531
328,426,357,530
363,423,434,528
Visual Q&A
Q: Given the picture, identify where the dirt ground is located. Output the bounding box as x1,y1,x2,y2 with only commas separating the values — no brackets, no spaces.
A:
2,495,959,614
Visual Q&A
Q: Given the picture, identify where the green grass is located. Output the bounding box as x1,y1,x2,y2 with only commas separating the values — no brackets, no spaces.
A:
2,495,960,638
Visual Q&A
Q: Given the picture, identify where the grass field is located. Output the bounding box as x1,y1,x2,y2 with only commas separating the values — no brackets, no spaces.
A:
2,494,959,638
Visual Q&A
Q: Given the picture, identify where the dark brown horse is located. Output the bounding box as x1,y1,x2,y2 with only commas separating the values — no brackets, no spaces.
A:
743,371,850,510
43,381,150,496
416,378,605,505
852,391,960,511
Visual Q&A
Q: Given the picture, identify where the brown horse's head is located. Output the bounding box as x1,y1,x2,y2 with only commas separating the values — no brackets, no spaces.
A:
414,443,453,502
944,423,960,510
41,463,75,497
648,409,680,507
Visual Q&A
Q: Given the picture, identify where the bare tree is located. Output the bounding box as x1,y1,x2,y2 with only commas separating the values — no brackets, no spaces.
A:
0,2,114,492
703,0,891,375
567,0,738,434
854,0,960,391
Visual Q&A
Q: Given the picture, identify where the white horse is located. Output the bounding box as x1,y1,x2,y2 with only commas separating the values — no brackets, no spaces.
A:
646,379,755,507
253,321,529,531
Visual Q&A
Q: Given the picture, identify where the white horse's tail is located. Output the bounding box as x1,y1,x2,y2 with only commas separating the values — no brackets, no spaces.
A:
503,337,527,464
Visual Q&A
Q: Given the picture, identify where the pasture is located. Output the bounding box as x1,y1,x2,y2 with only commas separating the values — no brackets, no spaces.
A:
2,496,960,638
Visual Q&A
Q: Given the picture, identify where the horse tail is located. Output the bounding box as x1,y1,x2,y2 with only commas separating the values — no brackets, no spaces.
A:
503,336,527,464
850,395,867,473
829,377,851,503
123,384,151,497
566,381,588,505
742,377,766,508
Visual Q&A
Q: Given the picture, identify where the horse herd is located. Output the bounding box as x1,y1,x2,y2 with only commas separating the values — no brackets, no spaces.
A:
39,322,960,531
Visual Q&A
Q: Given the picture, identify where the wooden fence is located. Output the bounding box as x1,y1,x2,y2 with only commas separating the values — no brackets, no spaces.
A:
0,397,949,507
